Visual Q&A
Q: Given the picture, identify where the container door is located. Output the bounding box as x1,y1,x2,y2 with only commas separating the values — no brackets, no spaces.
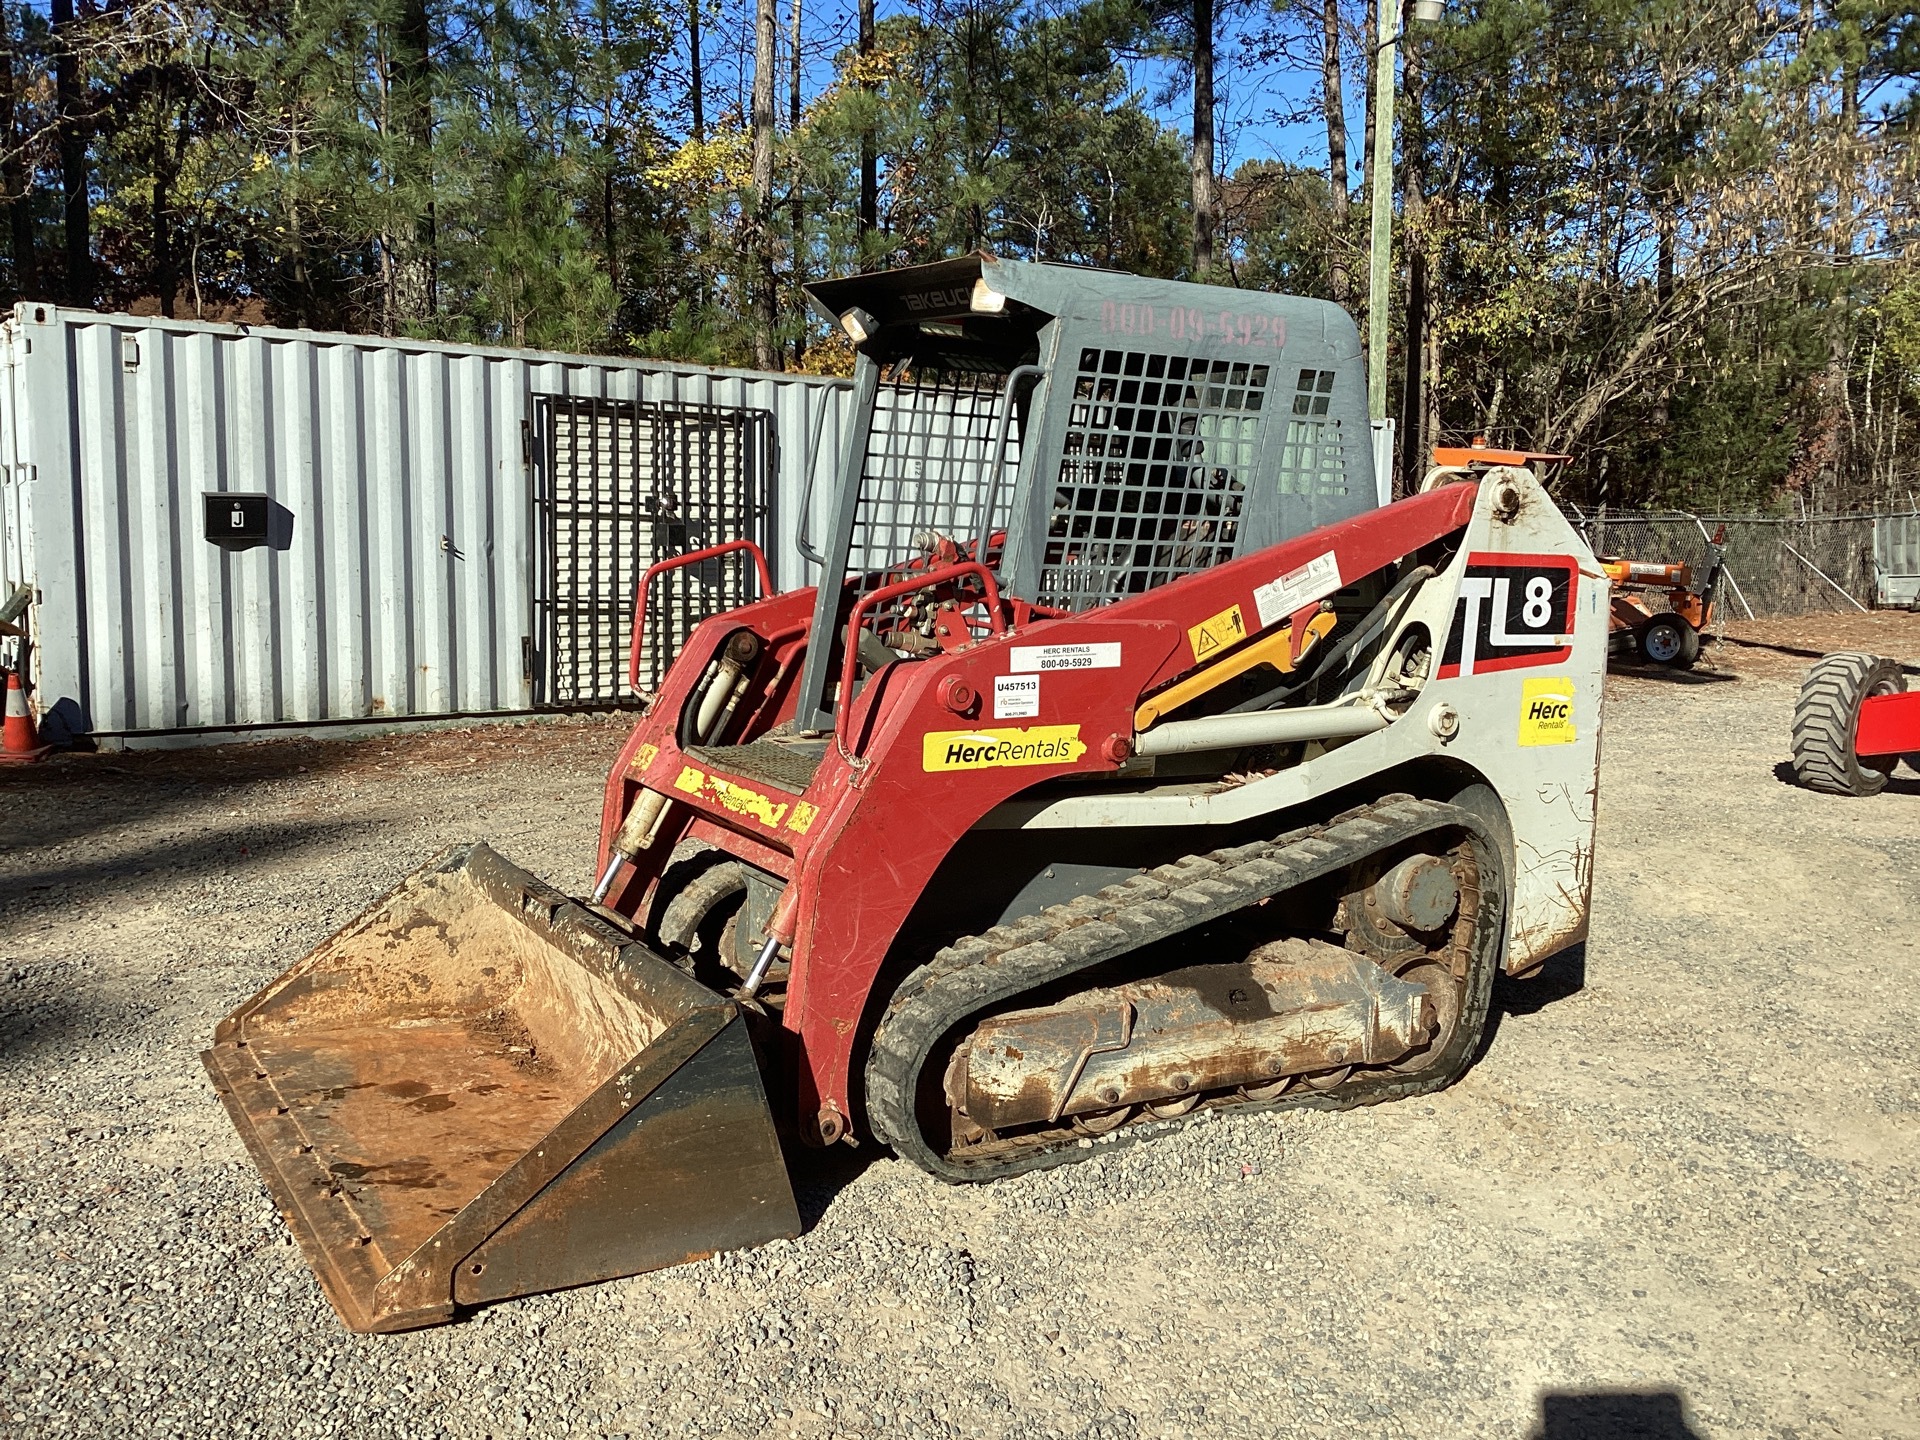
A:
532,395,771,707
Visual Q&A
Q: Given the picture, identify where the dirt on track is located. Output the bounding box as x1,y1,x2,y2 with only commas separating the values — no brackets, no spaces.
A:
2,637,1918,1440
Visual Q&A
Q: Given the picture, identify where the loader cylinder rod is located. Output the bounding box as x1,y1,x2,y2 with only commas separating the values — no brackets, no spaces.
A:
740,935,783,997
1133,703,1389,757
593,787,674,902
590,853,626,905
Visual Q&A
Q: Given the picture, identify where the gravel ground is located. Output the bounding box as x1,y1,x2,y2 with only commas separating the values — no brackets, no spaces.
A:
4,628,1920,1440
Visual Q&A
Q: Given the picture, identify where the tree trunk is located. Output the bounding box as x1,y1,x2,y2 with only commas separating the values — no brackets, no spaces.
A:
1190,0,1215,277
751,0,778,369
1655,211,1673,308
1360,0,1375,209
600,3,618,296
1423,319,1441,476
1817,33,1863,507
858,0,876,240
50,0,88,308
1395,19,1426,496
1397,245,1426,494
1321,0,1348,304
602,161,619,294
789,0,805,365
687,0,707,310
689,0,705,141
0,15,35,299
286,106,315,327
153,120,174,318
389,0,436,326
1648,201,1673,496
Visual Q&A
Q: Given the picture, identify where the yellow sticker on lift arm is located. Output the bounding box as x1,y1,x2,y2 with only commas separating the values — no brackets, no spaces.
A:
1187,603,1246,662
1518,677,1577,746
672,765,794,828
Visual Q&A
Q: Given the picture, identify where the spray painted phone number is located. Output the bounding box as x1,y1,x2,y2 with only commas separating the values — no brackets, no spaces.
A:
1100,301,1287,350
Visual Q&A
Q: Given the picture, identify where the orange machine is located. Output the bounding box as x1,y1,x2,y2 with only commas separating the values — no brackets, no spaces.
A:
1431,440,1574,472
1596,530,1726,669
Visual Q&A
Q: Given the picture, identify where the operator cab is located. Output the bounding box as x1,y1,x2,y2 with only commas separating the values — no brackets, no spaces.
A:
794,253,1374,731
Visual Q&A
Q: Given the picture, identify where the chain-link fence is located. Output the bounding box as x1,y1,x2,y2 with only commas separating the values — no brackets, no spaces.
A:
1564,507,1912,619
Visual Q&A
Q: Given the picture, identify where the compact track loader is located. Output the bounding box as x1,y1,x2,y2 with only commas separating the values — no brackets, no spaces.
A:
206,255,1607,1331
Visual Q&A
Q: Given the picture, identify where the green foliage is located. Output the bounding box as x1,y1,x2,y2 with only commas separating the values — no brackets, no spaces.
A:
0,0,1912,509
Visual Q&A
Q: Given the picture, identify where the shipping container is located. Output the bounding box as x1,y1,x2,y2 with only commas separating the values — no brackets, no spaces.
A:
0,305,854,743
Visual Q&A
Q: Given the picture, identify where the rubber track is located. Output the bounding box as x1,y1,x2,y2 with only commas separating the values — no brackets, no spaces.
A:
1791,651,1897,797
864,796,1504,1183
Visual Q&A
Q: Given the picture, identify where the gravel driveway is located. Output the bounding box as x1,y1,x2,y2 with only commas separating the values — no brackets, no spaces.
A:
3,642,1917,1439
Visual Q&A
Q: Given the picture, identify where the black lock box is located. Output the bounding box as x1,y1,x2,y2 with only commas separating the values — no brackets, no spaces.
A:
204,493,272,545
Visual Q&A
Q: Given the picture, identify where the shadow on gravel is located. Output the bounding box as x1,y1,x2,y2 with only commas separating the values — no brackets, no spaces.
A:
1478,942,1587,1060
0,717,616,866
0,990,115,1062
0,816,359,940
1532,1389,1704,1439
1770,758,1920,794
0,745,374,869
1606,661,1738,685
1720,634,1920,676
785,1137,883,1231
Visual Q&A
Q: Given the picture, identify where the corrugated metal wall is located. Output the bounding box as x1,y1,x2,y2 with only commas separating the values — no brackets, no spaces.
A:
0,305,853,738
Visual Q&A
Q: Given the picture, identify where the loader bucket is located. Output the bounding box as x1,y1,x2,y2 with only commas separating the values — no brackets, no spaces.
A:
202,842,799,1333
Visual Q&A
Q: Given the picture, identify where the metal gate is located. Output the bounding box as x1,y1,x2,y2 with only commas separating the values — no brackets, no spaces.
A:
534,396,770,706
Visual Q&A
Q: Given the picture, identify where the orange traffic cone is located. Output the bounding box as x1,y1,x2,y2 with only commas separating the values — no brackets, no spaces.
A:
1,669,51,764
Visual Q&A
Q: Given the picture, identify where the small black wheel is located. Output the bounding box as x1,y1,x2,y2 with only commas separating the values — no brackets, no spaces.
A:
1791,651,1905,796
1637,613,1701,668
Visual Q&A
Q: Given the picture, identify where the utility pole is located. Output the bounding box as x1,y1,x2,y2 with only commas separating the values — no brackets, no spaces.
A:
1365,0,1442,420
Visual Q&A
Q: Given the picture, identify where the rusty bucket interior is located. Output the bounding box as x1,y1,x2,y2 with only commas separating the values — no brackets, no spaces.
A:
203,842,799,1333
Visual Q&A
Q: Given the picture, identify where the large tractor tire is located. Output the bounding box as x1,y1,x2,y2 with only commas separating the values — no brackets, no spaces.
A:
1791,651,1904,796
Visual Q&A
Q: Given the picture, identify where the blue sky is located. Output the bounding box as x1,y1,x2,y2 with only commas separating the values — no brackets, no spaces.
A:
695,0,1349,184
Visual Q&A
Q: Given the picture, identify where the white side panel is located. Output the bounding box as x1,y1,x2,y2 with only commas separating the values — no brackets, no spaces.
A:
981,469,1607,972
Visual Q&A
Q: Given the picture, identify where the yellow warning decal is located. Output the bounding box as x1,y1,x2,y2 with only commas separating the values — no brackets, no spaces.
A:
631,742,659,771
1518,677,1576,746
787,801,820,834
923,725,1087,773
1187,603,1246,662
672,765,793,828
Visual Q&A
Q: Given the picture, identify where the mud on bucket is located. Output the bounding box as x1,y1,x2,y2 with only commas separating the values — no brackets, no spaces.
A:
203,842,799,1332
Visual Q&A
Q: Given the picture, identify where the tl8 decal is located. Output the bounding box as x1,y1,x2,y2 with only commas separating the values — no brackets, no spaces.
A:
1438,554,1579,678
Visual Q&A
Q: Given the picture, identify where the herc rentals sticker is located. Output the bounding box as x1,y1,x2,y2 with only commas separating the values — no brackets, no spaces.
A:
923,725,1086,772
1517,677,1577,746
